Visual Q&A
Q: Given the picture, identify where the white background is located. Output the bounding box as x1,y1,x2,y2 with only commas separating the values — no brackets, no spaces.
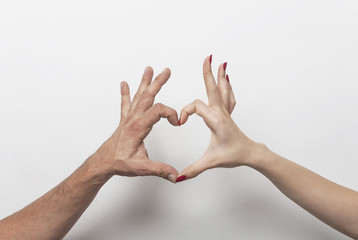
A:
1,0,357,239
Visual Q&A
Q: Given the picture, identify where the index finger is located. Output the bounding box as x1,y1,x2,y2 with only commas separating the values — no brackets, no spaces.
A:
141,103,179,127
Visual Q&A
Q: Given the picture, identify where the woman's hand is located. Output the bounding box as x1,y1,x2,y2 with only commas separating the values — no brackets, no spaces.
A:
90,67,179,183
176,56,262,182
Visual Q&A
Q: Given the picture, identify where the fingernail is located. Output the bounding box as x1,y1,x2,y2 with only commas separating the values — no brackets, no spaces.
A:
226,74,230,83
209,54,212,64
120,82,124,90
168,174,176,183
223,62,227,71
162,68,167,73
176,175,186,182
178,117,181,127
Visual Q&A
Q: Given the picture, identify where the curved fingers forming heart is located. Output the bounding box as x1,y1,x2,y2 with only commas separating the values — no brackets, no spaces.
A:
97,67,180,183
135,103,179,142
177,55,238,182
179,99,215,126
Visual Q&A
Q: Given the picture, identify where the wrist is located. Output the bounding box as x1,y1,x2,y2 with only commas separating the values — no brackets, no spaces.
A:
81,153,115,184
245,142,273,170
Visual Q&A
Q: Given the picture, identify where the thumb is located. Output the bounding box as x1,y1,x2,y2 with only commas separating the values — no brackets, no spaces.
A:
176,157,211,183
146,160,179,183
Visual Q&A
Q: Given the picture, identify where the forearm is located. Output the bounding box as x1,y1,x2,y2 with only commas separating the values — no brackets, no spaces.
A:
248,144,358,238
0,155,113,240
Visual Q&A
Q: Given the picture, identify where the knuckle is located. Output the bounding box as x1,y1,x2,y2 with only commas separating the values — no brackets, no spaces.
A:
156,167,167,178
137,90,152,100
141,91,151,99
121,98,130,104
153,103,164,111
133,92,143,101
194,99,202,106
154,102,164,108
203,71,212,78
131,119,145,130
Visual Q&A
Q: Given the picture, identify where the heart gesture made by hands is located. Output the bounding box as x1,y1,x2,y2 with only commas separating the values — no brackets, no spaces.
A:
93,55,261,183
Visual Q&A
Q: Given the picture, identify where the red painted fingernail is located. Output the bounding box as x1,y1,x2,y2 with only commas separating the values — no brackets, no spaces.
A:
226,74,230,83
223,62,227,71
178,118,181,126
176,175,186,182
209,54,212,64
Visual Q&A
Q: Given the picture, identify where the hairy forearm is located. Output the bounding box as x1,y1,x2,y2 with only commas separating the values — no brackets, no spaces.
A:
248,144,358,238
0,155,113,240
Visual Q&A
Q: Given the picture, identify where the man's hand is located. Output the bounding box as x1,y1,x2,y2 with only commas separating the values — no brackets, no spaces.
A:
92,66,179,183
0,66,180,240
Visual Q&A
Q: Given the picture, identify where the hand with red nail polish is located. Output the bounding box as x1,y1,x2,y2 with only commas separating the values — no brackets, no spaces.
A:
176,57,358,239
176,56,261,182
93,67,179,183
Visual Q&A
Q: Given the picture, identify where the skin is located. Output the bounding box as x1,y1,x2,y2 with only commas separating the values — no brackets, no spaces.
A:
177,55,358,239
1,57,357,239
0,66,179,240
